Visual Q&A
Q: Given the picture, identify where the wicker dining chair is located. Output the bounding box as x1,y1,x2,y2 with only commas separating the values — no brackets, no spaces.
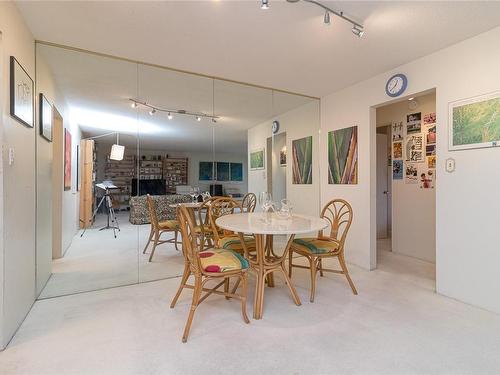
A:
170,205,250,343
208,197,256,255
241,192,257,213
193,196,220,251
143,194,180,262
288,199,357,302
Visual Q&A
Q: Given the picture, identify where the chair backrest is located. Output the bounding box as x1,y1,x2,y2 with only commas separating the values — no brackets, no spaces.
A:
177,205,202,274
241,193,257,213
208,197,241,246
146,194,159,229
318,199,353,252
196,196,220,227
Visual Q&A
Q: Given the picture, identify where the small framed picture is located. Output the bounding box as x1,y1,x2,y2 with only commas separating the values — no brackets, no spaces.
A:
250,148,265,170
10,56,34,128
39,93,53,142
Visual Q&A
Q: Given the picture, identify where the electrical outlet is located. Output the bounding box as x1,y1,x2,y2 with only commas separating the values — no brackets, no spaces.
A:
445,157,455,173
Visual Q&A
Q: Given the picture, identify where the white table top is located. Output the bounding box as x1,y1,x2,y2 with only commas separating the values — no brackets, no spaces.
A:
169,202,204,208
216,212,328,235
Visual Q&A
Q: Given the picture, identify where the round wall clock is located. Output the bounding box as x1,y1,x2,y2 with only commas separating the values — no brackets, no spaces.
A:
272,120,280,134
385,74,408,97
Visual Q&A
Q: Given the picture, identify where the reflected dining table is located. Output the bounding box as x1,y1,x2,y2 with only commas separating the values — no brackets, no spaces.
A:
216,212,328,319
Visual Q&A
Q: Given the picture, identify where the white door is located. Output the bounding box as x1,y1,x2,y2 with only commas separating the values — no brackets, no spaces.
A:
376,134,389,238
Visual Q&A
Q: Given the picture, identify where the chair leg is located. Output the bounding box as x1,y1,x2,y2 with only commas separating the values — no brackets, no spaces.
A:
309,256,318,303
240,273,250,324
174,230,179,251
148,231,160,262
143,227,154,254
319,258,324,277
182,276,202,343
170,263,191,308
224,278,230,300
288,248,293,277
338,253,358,295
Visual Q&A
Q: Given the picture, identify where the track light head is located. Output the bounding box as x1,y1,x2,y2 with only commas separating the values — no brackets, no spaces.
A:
324,11,330,25
211,118,217,124
196,116,201,122
131,102,138,108
149,108,156,116
167,112,173,120
351,25,364,37
261,0,269,10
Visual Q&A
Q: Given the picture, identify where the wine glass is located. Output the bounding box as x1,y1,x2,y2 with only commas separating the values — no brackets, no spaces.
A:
276,199,292,219
189,187,196,203
259,192,273,212
193,186,200,202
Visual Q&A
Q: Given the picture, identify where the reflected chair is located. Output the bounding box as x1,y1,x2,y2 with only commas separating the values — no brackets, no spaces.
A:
170,206,250,343
143,194,180,262
193,196,219,251
288,199,357,302
208,197,256,255
241,193,257,213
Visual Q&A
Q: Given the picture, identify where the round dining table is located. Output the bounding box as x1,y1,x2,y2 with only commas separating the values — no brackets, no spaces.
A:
216,212,328,319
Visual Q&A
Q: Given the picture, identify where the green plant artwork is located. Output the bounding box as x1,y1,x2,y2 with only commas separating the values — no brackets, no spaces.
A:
250,149,264,170
292,136,312,184
451,92,500,150
328,126,358,184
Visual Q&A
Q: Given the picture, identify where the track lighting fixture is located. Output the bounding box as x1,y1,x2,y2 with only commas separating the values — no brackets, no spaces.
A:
260,0,269,10
323,11,330,25
284,0,364,37
351,24,364,38
128,99,219,122
211,118,217,124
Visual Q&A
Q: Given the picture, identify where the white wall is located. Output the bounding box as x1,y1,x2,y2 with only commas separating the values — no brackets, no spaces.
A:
271,132,286,203
248,100,320,218
321,26,500,314
376,93,436,263
0,2,36,349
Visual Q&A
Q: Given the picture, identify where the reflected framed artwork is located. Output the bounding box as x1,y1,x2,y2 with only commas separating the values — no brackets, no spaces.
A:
328,126,358,184
449,91,500,150
39,93,53,142
199,161,214,181
216,162,230,181
10,56,34,128
230,162,243,182
292,136,312,184
64,129,72,190
250,148,265,170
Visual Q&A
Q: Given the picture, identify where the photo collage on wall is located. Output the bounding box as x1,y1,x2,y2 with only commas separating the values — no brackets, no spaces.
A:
392,111,436,188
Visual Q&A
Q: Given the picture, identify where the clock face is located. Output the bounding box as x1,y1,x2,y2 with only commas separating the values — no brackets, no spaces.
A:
272,120,280,134
385,74,408,97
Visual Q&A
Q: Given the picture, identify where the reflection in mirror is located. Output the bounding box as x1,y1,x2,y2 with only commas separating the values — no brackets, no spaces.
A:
135,64,214,282
34,42,318,300
35,44,140,298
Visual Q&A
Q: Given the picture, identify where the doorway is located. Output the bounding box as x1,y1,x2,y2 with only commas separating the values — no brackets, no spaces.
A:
375,91,437,285
266,132,287,202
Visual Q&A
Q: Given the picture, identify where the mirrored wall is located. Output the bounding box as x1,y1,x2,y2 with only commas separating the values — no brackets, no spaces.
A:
35,42,320,298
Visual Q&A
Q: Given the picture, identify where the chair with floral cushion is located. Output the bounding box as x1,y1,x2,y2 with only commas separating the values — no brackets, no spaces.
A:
208,197,256,255
170,205,250,343
143,194,180,262
288,199,357,302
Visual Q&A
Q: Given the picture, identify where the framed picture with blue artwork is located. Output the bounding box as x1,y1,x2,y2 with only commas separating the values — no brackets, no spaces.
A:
199,161,214,181
230,162,243,182
216,162,230,181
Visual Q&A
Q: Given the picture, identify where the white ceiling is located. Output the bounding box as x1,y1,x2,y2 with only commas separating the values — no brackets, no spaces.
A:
17,1,500,97
38,44,313,152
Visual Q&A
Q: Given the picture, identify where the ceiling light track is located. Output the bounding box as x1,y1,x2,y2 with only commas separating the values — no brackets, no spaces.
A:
129,98,219,122
271,0,365,37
